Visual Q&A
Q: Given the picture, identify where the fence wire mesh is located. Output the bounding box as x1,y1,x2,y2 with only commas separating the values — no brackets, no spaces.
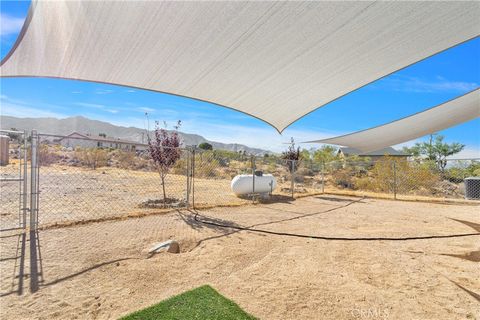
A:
317,157,480,201
34,134,189,227
0,130,27,232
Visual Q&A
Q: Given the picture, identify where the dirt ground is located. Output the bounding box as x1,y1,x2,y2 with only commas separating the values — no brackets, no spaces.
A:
1,195,479,320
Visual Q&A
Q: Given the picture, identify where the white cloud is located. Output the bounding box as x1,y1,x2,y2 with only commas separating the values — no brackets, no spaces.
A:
75,102,105,109
0,13,24,36
94,89,114,95
0,96,67,119
374,75,479,93
75,102,119,114
137,107,155,113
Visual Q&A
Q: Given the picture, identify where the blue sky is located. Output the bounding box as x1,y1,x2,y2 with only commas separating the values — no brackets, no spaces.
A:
1,1,479,155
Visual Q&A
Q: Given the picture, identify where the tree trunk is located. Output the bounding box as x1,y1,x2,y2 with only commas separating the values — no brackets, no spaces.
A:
160,172,167,208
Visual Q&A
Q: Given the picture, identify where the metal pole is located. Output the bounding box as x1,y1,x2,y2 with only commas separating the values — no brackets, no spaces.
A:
252,156,255,193
321,161,325,194
29,130,39,293
22,130,28,230
251,155,255,203
186,148,190,207
30,131,38,231
393,161,397,200
291,160,295,199
192,148,195,209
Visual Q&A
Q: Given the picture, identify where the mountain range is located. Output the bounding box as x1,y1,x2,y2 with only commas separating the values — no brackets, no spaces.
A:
0,115,271,155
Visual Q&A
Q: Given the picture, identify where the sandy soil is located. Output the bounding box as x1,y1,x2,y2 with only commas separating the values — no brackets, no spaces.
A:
1,195,479,320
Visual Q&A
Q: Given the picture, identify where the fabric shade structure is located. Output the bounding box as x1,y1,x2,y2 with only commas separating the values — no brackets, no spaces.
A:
304,89,480,153
1,1,479,132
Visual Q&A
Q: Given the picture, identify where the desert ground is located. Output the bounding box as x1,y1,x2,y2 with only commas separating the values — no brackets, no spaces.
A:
1,195,479,320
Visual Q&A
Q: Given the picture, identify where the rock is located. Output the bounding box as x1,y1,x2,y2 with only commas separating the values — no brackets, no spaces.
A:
167,241,180,253
147,240,180,255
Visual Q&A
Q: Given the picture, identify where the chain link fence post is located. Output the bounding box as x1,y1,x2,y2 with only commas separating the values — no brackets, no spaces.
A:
393,160,397,200
321,161,325,194
186,147,190,208
291,160,296,199
29,130,40,293
22,130,28,230
30,131,39,231
192,147,196,209
251,155,256,203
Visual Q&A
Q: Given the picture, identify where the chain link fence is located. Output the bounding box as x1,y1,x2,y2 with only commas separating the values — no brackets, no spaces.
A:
33,134,189,227
2,131,479,230
313,157,480,201
0,130,28,232
192,152,480,204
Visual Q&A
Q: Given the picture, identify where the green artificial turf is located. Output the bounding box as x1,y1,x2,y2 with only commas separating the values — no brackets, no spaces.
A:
120,285,257,320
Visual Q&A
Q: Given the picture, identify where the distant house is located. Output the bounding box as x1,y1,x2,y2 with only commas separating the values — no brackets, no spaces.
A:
337,147,409,162
58,132,148,152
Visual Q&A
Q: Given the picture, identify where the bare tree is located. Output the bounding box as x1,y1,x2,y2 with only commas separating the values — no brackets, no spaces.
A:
147,120,182,207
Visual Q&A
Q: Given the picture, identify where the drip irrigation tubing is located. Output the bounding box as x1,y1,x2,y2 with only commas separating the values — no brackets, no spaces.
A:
192,198,480,241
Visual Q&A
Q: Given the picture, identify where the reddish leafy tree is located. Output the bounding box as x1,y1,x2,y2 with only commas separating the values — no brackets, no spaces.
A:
148,120,182,206
281,137,301,173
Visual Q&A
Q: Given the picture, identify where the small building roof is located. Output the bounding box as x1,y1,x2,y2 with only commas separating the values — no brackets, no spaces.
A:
339,147,409,157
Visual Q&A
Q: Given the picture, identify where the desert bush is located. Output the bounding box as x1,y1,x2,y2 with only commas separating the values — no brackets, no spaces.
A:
74,147,108,169
195,157,221,178
27,144,60,166
445,161,480,182
296,167,315,177
331,168,356,189
38,145,61,166
172,158,187,175
115,150,136,169
357,157,439,194
326,158,370,189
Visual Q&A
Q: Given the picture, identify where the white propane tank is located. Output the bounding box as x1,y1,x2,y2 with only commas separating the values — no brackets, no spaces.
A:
231,174,276,196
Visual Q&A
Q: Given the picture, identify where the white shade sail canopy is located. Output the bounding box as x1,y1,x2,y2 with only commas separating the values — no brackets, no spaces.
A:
305,89,480,152
1,1,479,132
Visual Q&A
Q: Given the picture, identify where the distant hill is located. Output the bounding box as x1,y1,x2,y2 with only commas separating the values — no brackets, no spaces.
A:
0,115,271,155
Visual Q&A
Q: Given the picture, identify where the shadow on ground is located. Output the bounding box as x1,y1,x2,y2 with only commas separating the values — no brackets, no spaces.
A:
450,218,480,232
